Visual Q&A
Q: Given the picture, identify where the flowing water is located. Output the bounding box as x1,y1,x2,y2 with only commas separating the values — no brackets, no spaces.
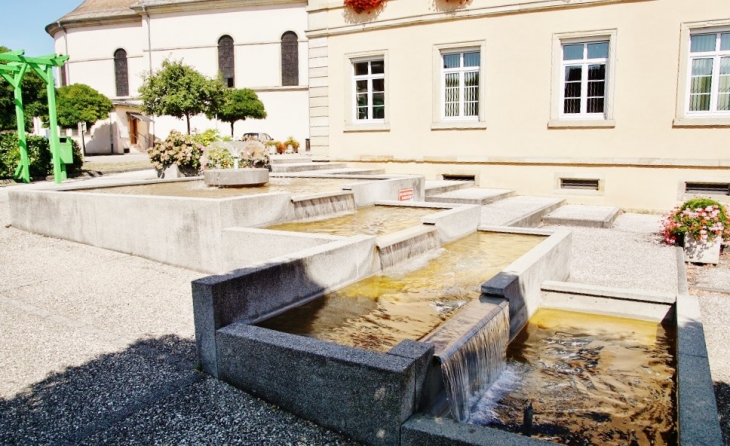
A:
258,232,544,352
268,205,439,237
468,308,677,445
72,178,368,198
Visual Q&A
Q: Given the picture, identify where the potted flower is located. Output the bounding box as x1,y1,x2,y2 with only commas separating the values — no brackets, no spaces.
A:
148,130,204,178
284,136,300,154
661,197,730,264
202,140,270,187
344,0,387,14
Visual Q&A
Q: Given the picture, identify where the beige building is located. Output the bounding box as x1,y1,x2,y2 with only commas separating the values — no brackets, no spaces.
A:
47,0,309,154
308,0,730,211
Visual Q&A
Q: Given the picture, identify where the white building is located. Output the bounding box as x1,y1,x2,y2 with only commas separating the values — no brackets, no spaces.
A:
48,0,309,154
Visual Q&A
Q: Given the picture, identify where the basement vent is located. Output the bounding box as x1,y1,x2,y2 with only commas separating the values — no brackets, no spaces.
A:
560,178,600,191
685,182,730,195
442,174,476,182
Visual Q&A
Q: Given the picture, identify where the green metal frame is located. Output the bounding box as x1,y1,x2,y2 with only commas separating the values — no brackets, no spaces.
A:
0,51,69,183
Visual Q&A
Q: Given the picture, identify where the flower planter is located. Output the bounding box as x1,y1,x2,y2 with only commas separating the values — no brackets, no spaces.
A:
203,168,269,187
683,234,722,264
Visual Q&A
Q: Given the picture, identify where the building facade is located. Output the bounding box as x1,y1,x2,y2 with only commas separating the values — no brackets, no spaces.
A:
48,0,309,154
308,0,730,211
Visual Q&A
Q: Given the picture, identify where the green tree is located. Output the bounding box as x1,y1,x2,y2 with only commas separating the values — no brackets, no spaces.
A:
56,83,112,129
140,59,224,134
0,46,48,131
211,88,267,137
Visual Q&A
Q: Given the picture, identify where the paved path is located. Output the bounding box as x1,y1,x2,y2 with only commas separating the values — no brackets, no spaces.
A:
0,175,727,444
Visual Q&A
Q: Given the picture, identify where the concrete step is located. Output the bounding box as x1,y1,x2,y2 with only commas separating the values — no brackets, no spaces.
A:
270,155,313,164
425,180,475,196
542,204,621,228
271,162,348,173
426,187,513,205
479,196,565,228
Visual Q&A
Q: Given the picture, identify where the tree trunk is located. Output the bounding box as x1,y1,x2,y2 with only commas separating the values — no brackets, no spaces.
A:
185,114,191,135
230,121,235,138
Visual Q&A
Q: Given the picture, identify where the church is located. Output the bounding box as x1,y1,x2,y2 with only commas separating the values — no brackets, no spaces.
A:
49,0,730,210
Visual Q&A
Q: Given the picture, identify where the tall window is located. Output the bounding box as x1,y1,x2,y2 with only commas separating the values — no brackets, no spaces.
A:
59,64,67,87
442,51,480,120
353,59,385,122
281,31,299,86
218,35,235,88
687,32,730,114
114,48,129,97
561,41,608,117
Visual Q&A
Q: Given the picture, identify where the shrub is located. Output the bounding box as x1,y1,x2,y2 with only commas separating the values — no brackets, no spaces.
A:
147,130,204,174
191,129,223,147
661,197,730,245
204,144,234,170
284,136,300,153
0,132,82,179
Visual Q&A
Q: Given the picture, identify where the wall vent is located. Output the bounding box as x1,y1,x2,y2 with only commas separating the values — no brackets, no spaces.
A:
685,182,730,196
560,178,600,191
442,174,476,182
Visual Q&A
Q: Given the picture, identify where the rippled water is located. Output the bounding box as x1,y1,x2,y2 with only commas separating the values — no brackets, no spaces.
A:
468,308,677,445
258,232,545,352
268,205,439,236
71,178,367,198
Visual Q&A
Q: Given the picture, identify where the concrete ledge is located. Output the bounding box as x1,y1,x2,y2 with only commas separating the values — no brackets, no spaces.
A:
426,188,514,205
271,162,347,173
541,281,676,304
348,176,425,207
192,235,378,377
421,205,481,243
203,168,269,187
216,323,430,446
221,227,344,271
542,205,620,228
504,199,565,228
481,229,572,340
401,414,553,446
675,247,724,446
541,291,672,322
477,225,557,237
425,180,475,196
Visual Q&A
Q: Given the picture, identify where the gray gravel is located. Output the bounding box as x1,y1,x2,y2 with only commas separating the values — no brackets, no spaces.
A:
479,196,564,226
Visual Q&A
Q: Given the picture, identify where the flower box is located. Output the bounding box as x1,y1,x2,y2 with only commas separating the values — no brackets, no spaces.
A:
683,233,722,264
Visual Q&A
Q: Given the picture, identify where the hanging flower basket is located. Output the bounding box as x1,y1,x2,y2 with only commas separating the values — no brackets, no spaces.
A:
344,0,388,14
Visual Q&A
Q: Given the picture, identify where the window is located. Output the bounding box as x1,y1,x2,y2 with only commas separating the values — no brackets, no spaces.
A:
561,41,608,117
218,35,235,88
59,64,67,87
687,32,730,114
281,31,299,86
352,59,385,122
114,48,128,97
441,51,480,120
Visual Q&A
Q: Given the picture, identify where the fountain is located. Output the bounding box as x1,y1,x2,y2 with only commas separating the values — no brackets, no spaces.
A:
202,140,270,187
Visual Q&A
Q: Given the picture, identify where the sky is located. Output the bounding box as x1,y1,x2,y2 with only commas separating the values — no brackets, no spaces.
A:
0,0,83,55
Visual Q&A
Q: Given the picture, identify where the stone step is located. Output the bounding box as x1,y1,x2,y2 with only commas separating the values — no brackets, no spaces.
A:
425,180,475,196
271,162,348,173
542,204,621,228
426,187,513,205
479,196,565,228
269,154,313,164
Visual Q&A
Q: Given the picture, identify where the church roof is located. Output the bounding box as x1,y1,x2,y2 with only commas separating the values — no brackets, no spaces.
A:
55,0,139,23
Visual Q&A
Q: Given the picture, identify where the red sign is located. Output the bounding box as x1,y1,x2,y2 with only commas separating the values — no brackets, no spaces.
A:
398,188,414,201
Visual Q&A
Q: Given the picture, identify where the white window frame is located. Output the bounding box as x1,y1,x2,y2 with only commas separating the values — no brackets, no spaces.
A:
441,50,480,121
431,40,487,130
352,58,385,123
685,30,730,117
344,50,389,132
549,29,617,128
559,39,609,119
675,19,730,127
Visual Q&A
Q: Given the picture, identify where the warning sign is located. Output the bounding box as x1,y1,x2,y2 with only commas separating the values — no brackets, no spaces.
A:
398,188,414,202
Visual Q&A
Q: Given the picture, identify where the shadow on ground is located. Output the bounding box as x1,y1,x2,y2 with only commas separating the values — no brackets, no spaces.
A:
0,335,357,445
715,381,730,445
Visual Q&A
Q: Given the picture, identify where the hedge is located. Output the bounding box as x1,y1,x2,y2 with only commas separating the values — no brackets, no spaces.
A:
0,132,83,179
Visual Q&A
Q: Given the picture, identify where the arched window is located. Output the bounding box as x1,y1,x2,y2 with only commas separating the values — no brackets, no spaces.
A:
281,31,299,86
114,49,129,97
218,35,235,88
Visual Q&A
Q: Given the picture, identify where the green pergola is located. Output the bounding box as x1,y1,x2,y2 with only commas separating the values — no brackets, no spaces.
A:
0,51,70,184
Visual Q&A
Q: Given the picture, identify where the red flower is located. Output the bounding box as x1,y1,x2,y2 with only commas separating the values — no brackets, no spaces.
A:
344,0,387,13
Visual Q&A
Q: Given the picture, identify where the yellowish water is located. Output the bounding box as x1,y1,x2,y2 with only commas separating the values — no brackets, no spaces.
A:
469,308,677,445
267,205,439,236
259,232,545,352
72,178,367,198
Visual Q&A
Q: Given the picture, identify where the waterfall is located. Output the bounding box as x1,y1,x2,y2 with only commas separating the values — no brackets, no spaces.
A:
437,305,510,422
292,193,356,220
378,230,441,269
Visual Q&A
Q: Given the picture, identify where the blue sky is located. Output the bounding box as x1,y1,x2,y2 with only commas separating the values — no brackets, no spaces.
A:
0,0,83,55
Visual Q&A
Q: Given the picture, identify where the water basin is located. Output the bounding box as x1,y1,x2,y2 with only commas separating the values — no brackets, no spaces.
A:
468,308,676,445
259,232,545,352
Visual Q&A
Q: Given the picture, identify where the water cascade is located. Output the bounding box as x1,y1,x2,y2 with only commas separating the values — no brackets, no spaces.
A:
292,193,356,220
377,229,441,269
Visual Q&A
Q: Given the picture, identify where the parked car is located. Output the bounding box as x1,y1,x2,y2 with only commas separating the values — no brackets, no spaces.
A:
243,132,273,142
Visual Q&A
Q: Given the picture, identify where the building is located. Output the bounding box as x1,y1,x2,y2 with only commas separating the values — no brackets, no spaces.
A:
47,0,309,154
49,0,729,210
308,0,730,211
